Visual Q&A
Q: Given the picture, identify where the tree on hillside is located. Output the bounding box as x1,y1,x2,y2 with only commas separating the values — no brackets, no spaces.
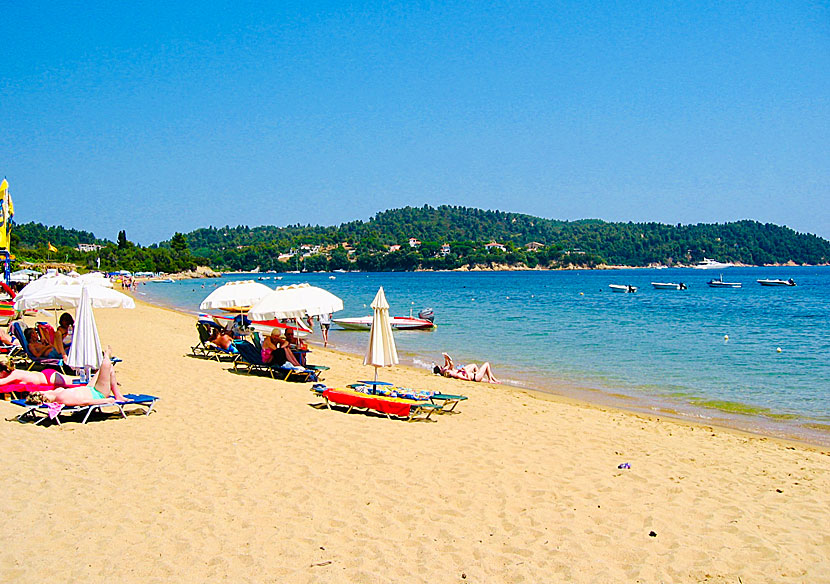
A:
117,230,129,249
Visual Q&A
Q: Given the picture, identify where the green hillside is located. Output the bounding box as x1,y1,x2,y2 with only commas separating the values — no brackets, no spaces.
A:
10,206,830,272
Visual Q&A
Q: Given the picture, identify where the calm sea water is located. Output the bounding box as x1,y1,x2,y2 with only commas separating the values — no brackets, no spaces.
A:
138,267,830,443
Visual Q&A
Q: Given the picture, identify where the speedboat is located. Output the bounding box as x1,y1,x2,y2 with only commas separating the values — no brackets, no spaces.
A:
333,316,436,331
694,258,733,270
651,282,687,290
708,275,742,288
757,278,796,287
609,284,637,293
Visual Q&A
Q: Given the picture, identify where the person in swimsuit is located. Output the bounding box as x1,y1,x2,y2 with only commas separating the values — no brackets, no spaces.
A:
261,329,302,367
53,312,74,358
25,347,126,406
0,364,75,387
24,328,62,359
434,352,500,383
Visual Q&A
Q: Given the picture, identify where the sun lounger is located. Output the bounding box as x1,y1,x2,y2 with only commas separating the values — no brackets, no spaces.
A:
232,340,319,382
345,383,468,414
11,393,159,426
191,322,237,361
10,322,67,372
310,385,441,421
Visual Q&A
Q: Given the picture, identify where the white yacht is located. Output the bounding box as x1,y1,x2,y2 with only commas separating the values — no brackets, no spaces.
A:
694,258,733,270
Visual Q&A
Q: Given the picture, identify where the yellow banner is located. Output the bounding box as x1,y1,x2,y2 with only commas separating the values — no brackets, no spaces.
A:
0,179,12,251
48,242,58,252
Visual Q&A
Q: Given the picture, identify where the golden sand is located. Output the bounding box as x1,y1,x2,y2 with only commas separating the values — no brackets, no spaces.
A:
1,299,828,583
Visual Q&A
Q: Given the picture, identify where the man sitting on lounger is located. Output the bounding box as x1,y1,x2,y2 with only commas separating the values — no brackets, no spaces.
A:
25,347,127,406
434,352,500,383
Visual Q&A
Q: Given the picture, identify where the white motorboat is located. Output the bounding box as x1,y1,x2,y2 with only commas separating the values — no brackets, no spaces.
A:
694,257,733,270
708,275,742,288
757,278,796,287
333,315,436,331
651,282,688,290
609,284,637,293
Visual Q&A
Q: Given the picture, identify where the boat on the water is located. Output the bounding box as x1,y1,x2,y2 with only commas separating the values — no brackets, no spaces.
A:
708,275,742,288
651,282,687,290
694,257,733,270
757,278,796,287
333,315,436,331
609,284,637,293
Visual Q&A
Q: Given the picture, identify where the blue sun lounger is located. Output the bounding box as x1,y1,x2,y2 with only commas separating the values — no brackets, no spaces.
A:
11,393,159,426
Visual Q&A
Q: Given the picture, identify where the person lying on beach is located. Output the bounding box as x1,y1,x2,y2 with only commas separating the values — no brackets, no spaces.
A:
25,347,127,406
434,353,500,383
261,329,302,367
208,328,236,352
24,328,62,359
0,363,76,387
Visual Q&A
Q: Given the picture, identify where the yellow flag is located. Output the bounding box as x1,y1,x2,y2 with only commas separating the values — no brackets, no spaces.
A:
48,242,58,252
0,179,11,251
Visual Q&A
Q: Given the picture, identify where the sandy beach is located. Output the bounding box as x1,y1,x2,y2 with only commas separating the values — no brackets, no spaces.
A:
1,298,828,583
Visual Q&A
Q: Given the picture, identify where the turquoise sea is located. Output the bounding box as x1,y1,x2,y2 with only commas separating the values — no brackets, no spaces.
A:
138,267,830,444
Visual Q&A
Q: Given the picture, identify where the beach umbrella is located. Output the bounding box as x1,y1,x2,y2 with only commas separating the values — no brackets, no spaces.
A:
13,281,135,311
65,285,103,382
199,280,273,312
363,286,398,381
248,283,343,321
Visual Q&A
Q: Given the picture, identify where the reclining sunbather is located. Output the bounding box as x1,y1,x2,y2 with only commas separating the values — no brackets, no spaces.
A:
24,328,62,359
434,353,500,383
25,347,127,406
0,363,75,387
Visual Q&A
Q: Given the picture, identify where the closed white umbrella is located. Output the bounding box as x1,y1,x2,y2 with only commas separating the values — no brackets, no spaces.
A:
65,285,103,382
363,287,398,381
248,283,344,321
14,282,135,311
199,280,273,312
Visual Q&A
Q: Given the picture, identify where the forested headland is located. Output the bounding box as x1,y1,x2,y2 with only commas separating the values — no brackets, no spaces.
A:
11,206,830,273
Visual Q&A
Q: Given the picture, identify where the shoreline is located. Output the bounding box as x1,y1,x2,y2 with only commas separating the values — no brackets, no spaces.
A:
2,296,828,582
138,291,830,448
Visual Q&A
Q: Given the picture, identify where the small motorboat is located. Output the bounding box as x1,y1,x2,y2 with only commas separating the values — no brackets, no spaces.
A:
609,284,637,293
708,275,742,288
651,282,687,290
757,278,796,287
333,315,436,331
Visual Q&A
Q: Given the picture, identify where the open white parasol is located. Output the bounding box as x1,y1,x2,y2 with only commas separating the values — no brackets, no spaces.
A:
199,280,273,312
363,287,398,381
248,283,343,321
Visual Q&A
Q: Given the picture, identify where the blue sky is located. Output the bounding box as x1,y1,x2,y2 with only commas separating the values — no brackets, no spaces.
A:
2,1,828,244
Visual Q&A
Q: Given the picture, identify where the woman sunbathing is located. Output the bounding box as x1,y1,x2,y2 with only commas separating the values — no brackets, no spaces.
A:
25,348,127,406
434,352,500,383
0,363,75,387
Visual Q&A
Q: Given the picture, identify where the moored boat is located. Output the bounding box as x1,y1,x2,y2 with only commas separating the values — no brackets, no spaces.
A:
694,258,733,270
333,315,436,330
757,278,796,287
651,282,687,290
609,284,637,293
708,275,742,288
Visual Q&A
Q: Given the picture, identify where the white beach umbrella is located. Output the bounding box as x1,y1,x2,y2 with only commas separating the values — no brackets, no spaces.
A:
65,285,103,381
363,287,398,381
248,283,344,321
13,281,135,311
199,280,273,311
77,272,113,287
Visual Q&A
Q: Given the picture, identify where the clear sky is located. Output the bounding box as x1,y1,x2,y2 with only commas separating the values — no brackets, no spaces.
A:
2,1,828,244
